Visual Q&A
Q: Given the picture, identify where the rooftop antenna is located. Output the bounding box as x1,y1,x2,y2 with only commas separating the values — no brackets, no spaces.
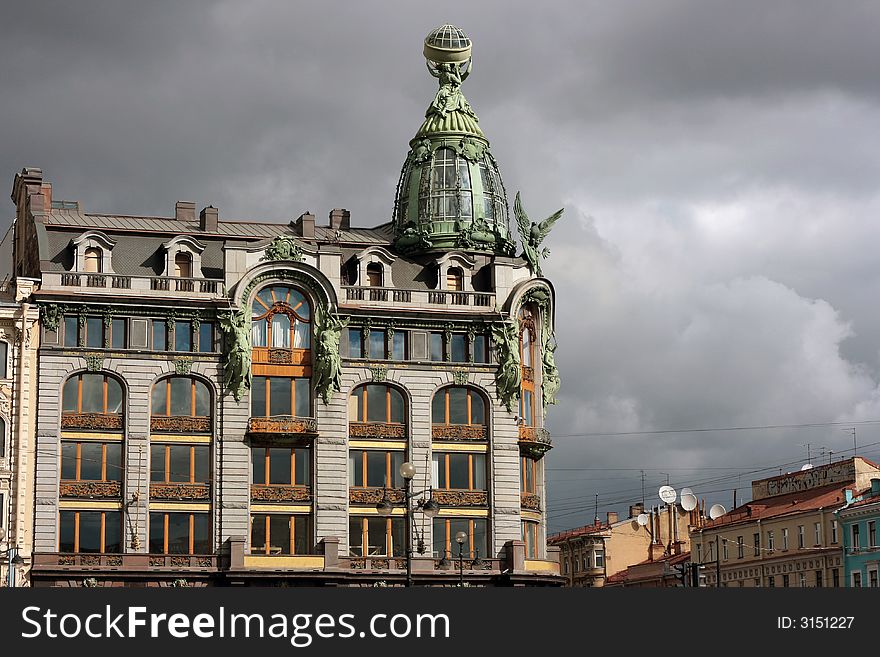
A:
594,493,599,524
800,442,811,465
841,427,857,457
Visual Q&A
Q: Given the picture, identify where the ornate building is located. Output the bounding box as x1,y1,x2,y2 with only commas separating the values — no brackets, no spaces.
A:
13,25,564,587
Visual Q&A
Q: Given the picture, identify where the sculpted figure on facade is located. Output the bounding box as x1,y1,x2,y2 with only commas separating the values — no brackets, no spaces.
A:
491,319,521,411
313,306,349,403
218,307,251,401
514,192,564,278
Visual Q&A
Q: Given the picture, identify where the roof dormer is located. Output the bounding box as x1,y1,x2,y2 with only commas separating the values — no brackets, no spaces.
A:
70,231,116,274
162,235,206,278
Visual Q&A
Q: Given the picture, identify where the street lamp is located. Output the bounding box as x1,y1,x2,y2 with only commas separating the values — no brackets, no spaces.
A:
0,527,25,588
376,461,440,587
455,531,468,586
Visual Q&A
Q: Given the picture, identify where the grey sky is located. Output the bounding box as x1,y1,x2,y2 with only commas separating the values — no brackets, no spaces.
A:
3,1,880,531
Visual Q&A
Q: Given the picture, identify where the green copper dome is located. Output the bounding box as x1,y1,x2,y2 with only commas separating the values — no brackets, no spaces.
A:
392,25,514,256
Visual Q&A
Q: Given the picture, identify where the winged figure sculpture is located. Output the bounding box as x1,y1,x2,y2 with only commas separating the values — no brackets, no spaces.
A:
514,192,564,277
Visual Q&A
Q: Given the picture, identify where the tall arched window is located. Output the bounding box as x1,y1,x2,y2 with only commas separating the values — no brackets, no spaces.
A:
251,285,312,420
431,386,487,439
0,340,7,379
61,373,124,430
84,247,103,273
447,267,463,292
518,305,537,427
149,376,213,555
366,263,383,287
0,416,6,458
174,252,193,278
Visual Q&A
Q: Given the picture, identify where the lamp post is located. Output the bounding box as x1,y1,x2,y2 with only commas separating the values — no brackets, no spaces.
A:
0,527,25,588
455,531,467,586
377,461,439,587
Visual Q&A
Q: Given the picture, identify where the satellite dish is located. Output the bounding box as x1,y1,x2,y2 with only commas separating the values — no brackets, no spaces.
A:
708,504,726,520
636,513,649,526
658,486,677,504
680,493,698,512
680,487,694,497
800,463,814,471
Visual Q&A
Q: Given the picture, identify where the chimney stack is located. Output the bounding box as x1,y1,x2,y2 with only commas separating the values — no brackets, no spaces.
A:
294,211,315,238
176,201,196,222
606,511,619,526
200,206,218,232
329,208,350,230
629,503,644,519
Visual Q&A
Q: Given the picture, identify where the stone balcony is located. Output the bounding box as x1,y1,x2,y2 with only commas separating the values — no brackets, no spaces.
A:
342,285,496,311
518,426,553,458
43,271,226,298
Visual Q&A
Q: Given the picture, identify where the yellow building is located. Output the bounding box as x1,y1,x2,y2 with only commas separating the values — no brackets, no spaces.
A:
690,456,880,587
549,504,696,587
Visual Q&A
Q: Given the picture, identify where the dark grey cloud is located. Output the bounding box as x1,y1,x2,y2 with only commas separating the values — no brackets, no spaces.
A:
3,1,880,531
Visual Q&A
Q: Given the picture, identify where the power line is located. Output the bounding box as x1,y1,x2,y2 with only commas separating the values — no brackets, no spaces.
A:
550,419,880,439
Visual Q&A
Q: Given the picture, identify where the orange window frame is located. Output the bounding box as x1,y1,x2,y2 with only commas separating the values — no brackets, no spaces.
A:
255,447,308,486
156,378,206,418
437,387,483,425
65,511,113,553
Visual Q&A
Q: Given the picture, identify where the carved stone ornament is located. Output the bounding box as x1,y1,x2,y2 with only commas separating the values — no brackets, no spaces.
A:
411,138,433,163
520,493,542,511
349,422,406,440
149,483,210,500
218,307,252,402
84,353,104,372
491,319,521,412
61,412,123,431
174,357,193,375
247,416,319,437
349,487,405,505
452,369,469,386
430,424,487,441
150,416,211,433
60,480,122,499
432,490,488,507
250,485,312,503
268,348,293,364
454,137,487,162
394,222,433,255
313,305,349,404
370,364,388,383
262,235,305,263
40,304,64,332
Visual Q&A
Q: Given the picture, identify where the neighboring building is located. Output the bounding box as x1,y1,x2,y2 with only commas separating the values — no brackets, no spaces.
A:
836,477,880,587
13,25,565,587
690,456,880,587
604,551,692,588
549,504,696,587
0,229,40,586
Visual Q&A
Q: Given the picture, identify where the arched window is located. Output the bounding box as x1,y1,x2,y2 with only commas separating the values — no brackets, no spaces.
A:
251,285,311,350
447,267,463,292
0,416,6,458
0,340,7,379
61,373,124,430
431,386,487,433
174,252,193,278
349,384,405,425
518,305,537,427
84,247,103,273
366,263,383,287
151,376,211,432
421,147,473,228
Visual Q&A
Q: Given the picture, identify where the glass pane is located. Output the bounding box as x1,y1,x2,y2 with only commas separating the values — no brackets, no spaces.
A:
151,445,165,482
169,445,191,482
251,515,267,554
86,317,103,348
106,378,122,414
270,515,291,555
78,512,102,553
349,451,362,487
473,336,487,363
294,320,310,349
251,377,266,417
389,388,404,424
80,374,103,413
430,333,444,361
193,514,211,554
295,378,310,417
432,391,446,424
61,442,77,480
194,380,210,417
294,516,310,555
170,378,191,416
366,385,386,423
432,454,442,489
451,334,467,362
104,513,122,553
521,330,532,367
448,387,468,424
251,319,267,347
458,160,471,190
269,448,292,485
522,390,533,426
349,518,363,556
449,518,470,557
62,376,79,412
152,320,166,351
257,288,274,311
64,316,78,347
392,332,406,360
199,322,214,352
269,378,292,416
152,381,167,416
111,318,126,349
59,511,76,552
105,443,122,482
294,447,310,486
167,514,190,554
369,330,385,358
469,392,485,425
252,448,265,485
193,446,210,483
473,454,486,490
348,328,362,358
271,314,290,348
349,389,363,422
433,518,447,558
175,321,192,352
391,518,405,557
390,451,404,488
149,513,165,553
367,517,386,556
288,289,309,319
366,451,386,488
473,519,488,559
449,453,469,489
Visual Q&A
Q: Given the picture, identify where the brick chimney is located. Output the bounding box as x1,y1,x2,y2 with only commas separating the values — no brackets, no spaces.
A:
294,211,315,238
329,208,350,230
606,511,619,525
629,503,644,519
200,206,218,232
175,201,196,222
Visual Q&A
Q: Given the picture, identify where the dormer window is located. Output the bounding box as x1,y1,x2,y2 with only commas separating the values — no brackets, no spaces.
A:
447,267,463,292
175,252,193,278
366,263,383,287
84,247,103,273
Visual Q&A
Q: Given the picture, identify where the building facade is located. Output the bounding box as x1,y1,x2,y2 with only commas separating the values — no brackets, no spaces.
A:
0,269,39,587
13,25,564,587
690,457,880,587
836,478,880,587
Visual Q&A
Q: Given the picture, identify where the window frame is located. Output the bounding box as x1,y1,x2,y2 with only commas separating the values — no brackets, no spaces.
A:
61,440,123,483
431,386,487,426
349,516,405,557
251,375,311,418
433,451,487,491
349,384,405,424
349,449,405,489
432,516,488,560
149,511,211,555
150,443,211,484
250,513,312,555
151,376,211,419
62,373,124,416
59,510,122,553
251,446,311,487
